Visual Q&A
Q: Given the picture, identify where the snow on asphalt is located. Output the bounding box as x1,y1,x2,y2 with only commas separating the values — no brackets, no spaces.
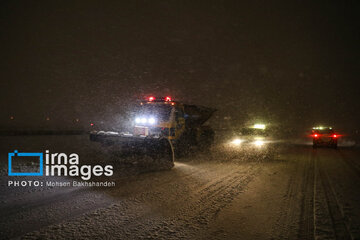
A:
1,135,360,239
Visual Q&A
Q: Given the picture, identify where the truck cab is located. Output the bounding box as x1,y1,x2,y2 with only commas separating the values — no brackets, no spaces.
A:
132,96,216,155
132,96,186,141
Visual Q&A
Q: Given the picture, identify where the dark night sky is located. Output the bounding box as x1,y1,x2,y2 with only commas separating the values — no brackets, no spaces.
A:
1,0,359,131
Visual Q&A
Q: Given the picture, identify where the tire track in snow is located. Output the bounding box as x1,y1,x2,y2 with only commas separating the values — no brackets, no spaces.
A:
23,163,260,239
271,148,310,240
103,164,258,239
298,150,315,240
317,150,352,240
119,164,260,239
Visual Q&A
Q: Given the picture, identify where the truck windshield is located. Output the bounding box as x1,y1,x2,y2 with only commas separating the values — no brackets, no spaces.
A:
139,104,173,121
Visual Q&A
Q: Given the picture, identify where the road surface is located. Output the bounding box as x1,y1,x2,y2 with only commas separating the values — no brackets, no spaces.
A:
0,135,359,239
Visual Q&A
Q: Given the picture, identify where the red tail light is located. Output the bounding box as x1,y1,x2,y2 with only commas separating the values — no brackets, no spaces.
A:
314,134,318,138
165,96,172,101
148,96,155,101
332,134,337,138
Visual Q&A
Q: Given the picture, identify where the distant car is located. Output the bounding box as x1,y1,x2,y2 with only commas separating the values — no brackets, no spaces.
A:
312,127,338,148
230,124,270,147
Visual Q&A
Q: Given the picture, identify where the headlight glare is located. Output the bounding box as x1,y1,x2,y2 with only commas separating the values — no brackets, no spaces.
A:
231,138,243,145
148,117,156,124
135,116,156,125
254,140,265,146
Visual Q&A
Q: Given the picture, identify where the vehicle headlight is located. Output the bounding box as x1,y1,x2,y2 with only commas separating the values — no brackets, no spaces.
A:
253,140,265,146
135,117,157,125
231,138,244,145
148,117,156,124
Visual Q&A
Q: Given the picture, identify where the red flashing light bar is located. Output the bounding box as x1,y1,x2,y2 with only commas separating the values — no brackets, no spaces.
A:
146,96,173,102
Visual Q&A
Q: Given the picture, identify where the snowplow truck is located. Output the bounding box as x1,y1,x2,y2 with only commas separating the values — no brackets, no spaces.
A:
89,96,216,169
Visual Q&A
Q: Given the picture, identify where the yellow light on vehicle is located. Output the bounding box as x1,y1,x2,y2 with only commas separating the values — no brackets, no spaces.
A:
253,124,266,130
313,126,331,130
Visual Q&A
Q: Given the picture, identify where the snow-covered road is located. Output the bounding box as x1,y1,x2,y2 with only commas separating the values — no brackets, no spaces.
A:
0,135,359,239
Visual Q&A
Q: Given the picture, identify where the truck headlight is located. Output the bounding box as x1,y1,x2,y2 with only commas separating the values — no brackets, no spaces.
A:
135,117,156,125
148,117,156,124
